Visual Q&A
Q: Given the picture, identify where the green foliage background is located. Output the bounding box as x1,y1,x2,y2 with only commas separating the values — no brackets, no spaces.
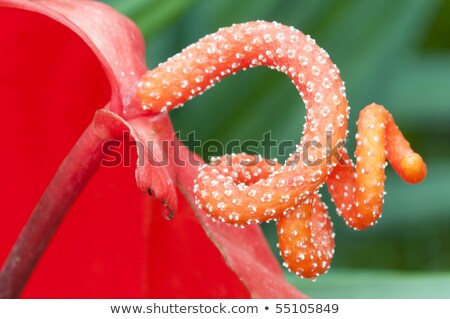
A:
103,0,450,298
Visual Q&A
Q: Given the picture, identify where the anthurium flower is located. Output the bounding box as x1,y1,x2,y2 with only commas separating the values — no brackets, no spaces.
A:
136,21,426,279
0,0,303,298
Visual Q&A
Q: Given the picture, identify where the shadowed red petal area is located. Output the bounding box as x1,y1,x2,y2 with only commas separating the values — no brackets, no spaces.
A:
127,114,178,217
0,1,302,298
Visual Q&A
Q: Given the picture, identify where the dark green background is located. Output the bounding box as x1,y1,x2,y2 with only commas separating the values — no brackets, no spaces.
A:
103,0,450,298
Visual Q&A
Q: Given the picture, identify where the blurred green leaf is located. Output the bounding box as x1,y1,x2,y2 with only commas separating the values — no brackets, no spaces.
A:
382,160,450,228
384,56,450,124
105,0,199,39
287,270,450,298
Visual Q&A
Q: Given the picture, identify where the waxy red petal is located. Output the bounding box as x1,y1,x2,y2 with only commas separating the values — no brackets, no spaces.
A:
0,1,302,297
0,0,153,297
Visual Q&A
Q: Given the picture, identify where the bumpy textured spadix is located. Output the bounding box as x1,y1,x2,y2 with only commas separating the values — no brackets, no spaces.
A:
137,21,426,279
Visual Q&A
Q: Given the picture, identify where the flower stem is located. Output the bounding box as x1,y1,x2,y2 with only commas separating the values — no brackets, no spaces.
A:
0,112,117,298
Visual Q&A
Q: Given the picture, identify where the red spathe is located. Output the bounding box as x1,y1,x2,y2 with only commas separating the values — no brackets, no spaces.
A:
0,0,303,298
